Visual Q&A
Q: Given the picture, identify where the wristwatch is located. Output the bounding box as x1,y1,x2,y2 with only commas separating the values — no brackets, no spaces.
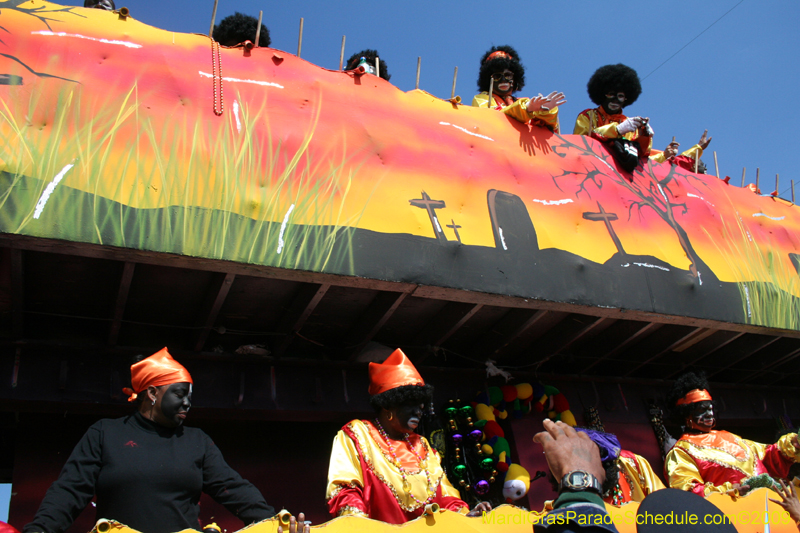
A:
559,470,603,495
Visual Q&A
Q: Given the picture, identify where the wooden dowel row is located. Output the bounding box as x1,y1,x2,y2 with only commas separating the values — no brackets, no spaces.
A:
209,0,219,38
339,36,345,71
297,18,303,57
254,10,263,47
415,57,421,89
451,66,458,99
713,151,720,180
741,167,746,188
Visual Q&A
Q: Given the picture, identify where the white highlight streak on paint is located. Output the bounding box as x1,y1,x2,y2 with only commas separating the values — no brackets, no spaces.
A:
621,263,630,267
233,101,241,133
698,271,703,286
633,262,670,272
276,204,295,254
532,198,573,206
752,212,785,221
32,31,142,48
33,162,75,219
199,71,284,88
594,157,615,172
687,193,716,207
743,284,752,318
498,228,507,250
433,216,442,233
439,122,494,141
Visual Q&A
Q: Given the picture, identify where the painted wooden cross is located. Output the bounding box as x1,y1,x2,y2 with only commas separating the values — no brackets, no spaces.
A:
409,190,447,242
446,219,462,243
582,201,626,255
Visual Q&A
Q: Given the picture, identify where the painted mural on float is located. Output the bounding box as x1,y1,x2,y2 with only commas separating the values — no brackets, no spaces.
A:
1,2,799,330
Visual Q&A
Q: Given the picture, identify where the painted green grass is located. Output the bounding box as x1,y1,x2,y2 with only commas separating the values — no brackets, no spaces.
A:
702,205,800,330
0,85,367,275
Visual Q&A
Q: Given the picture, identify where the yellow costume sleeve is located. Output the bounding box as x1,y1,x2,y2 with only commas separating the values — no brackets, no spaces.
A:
665,447,737,497
633,454,666,495
573,114,620,139
472,92,559,131
649,144,704,164
775,433,800,459
326,430,364,500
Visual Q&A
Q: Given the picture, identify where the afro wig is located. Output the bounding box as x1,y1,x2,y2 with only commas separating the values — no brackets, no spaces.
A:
370,383,434,413
345,49,391,81
84,0,115,9
668,371,712,423
213,12,271,48
477,45,525,93
587,64,642,107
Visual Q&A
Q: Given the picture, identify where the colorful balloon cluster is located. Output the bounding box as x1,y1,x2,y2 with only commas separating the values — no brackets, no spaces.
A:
471,383,576,502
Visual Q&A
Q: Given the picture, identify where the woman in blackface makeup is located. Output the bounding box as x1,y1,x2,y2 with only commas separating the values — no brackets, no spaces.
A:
24,348,302,533
665,371,800,498
326,348,491,523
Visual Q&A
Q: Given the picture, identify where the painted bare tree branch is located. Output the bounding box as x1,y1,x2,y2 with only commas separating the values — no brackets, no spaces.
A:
551,133,711,279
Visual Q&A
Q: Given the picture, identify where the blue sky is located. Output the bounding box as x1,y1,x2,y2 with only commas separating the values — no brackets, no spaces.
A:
60,0,800,198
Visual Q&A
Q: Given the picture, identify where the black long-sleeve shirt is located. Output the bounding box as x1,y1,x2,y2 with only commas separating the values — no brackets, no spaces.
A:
24,413,274,533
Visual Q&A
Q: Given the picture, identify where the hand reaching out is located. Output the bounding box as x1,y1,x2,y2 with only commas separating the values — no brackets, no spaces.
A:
533,419,605,485
527,92,566,113
770,480,800,527
466,501,492,517
698,129,712,150
616,116,644,135
277,513,310,533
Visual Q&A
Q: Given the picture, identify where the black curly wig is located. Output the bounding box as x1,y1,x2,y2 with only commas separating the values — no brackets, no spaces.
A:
587,64,641,107
345,49,391,81
370,383,434,413
668,371,712,423
477,45,525,93
213,12,271,48
84,0,115,9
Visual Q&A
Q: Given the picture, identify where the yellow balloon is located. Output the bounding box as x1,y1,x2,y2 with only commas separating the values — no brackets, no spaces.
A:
475,403,495,422
516,383,533,400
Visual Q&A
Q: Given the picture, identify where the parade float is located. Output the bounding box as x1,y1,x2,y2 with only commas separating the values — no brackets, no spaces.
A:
1,2,799,532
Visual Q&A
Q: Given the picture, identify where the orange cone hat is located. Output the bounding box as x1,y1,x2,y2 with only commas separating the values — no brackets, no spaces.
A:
123,347,193,401
368,348,424,396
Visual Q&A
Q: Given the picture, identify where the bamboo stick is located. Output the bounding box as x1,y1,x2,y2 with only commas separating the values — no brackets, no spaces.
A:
776,174,780,197
741,167,746,187
451,67,458,99
792,180,796,203
297,18,303,57
488,78,494,108
714,151,720,180
756,167,760,191
254,10,263,47
209,0,219,38
415,57,421,89
375,57,380,79
339,36,345,71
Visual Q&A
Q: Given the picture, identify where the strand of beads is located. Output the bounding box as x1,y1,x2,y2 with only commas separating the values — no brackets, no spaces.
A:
374,419,434,505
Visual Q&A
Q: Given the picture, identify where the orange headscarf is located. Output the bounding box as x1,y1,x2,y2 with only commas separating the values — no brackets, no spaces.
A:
368,348,424,396
123,347,193,402
675,388,712,406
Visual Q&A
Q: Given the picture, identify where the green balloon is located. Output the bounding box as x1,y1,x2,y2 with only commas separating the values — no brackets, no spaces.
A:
453,464,467,479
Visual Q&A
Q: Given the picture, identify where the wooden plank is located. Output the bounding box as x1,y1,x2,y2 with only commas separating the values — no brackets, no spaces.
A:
624,327,711,377
414,302,484,347
741,345,800,384
706,336,781,379
583,322,662,373
272,283,331,357
193,272,236,352
346,290,411,361
491,310,552,358
108,262,136,346
10,249,23,339
664,331,746,379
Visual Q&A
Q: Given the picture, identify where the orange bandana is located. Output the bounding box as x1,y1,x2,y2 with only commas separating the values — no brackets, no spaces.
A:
676,389,712,406
123,347,193,402
368,348,423,396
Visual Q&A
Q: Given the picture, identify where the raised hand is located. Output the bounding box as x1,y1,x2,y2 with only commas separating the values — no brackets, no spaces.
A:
527,91,566,113
698,129,713,150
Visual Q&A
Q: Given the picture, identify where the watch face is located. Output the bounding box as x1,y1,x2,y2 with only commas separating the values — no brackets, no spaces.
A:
568,471,589,489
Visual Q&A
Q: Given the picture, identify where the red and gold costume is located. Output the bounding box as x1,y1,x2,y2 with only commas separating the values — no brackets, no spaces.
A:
573,107,652,156
326,348,469,523
650,144,704,165
605,450,665,506
666,430,800,497
472,92,560,133
326,419,467,522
